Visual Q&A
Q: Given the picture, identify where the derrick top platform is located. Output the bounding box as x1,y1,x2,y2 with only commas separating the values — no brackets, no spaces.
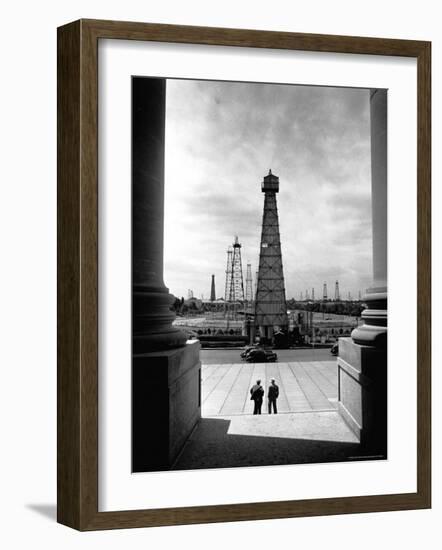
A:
262,169,279,193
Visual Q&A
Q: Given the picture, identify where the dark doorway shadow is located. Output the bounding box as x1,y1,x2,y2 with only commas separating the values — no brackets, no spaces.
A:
25,504,57,521
172,416,384,471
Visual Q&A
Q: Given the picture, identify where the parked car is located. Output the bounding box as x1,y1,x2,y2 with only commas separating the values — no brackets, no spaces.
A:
245,348,278,363
330,342,338,356
240,345,258,359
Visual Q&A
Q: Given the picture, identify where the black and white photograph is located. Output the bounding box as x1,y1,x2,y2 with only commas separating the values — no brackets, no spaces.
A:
1,0,436,542
131,76,388,473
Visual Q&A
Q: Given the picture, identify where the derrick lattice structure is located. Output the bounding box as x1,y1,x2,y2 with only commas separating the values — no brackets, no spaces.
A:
224,247,233,301
228,236,245,302
245,263,253,303
254,170,288,339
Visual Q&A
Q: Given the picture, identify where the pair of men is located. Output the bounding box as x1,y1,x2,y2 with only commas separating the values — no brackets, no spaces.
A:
250,378,279,415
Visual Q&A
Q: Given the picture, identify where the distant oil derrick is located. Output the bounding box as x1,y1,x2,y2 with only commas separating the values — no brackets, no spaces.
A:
228,236,245,302
335,280,340,301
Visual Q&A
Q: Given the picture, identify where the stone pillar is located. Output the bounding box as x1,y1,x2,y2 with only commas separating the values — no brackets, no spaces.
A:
132,77,200,471
337,89,387,455
352,88,388,349
132,77,187,353
133,340,201,472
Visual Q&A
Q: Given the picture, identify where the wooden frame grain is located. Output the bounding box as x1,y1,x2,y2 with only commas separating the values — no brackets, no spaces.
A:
57,18,431,531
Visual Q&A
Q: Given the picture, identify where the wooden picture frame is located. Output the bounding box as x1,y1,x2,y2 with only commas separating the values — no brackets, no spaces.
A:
57,18,431,530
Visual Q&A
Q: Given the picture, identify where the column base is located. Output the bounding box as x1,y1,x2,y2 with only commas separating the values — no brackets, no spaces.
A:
337,337,387,456
132,340,201,472
133,285,188,352
351,288,387,348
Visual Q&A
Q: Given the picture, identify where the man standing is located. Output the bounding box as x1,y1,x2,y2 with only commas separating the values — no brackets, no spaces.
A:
250,379,264,415
268,378,279,414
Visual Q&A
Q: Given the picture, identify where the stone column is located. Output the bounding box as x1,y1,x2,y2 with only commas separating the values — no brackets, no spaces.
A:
132,78,200,472
132,77,187,353
337,89,387,455
352,88,388,348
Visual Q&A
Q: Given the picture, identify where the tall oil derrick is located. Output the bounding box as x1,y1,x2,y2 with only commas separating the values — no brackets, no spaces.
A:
245,263,253,303
224,247,233,301
334,280,340,301
228,236,245,302
312,288,315,301
210,274,216,301
254,170,288,341
323,282,328,300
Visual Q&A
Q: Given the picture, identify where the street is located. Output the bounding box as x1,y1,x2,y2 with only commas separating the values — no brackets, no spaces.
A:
201,347,333,364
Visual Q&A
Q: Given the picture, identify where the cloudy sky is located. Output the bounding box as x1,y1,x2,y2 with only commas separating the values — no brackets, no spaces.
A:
163,78,374,301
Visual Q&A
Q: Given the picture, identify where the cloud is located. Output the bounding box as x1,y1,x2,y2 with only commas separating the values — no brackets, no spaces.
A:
163,79,375,299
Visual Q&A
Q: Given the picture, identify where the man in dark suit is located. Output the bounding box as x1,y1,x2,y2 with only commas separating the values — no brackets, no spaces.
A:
267,378,279,414
250,379,264,414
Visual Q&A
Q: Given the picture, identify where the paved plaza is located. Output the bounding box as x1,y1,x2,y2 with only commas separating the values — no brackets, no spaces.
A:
172,359,369,470
201,361,338,417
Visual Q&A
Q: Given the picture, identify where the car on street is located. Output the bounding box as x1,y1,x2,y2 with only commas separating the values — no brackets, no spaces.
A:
245,348,278,363
240,345,258,359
